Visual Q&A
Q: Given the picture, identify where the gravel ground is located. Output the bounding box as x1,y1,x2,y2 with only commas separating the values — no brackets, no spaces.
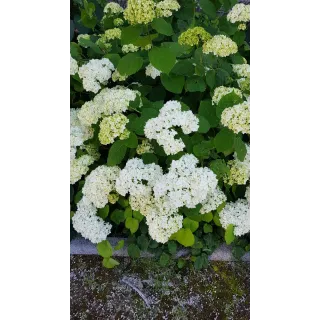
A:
71,255,250,319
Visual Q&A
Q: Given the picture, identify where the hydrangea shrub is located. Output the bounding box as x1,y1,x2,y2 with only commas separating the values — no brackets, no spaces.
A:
70,0,250,269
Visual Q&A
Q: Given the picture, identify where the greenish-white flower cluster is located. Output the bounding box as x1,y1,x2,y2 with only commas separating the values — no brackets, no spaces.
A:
145,63,161,79
104,2,124,15
155,0,180,18
232,64,250,78
124,0,156,25
103,28,122,41
70,155,95,185
227,3,250,24
113,18,124,26
122,44,139,53
212,86,243,104
203,35,238,57
178,27,211,47
136,139,154,155
111,69,128,82
70,55,78,75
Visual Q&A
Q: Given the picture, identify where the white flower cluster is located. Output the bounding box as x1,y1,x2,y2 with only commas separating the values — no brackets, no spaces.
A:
70,155,95,185
200,187,227,214
146,211,183,244
104,2,124,14
78,58,115,93
145,63,161,79
136,139,154,155
219,199,250,236
212,86,243,105
144,101,199,155
203,35,238,57
227,4,250,24
72,196,112,243
111,69,128,82
70,109,93,148
245,186,250,203
98,114,129,145
104,28,122,41
78,86,138,127
70,55,78,75
122,44,139,53
113,18,124,26
221,101,250,134
155,0,180,18
224,144,250,185
82,165,120,208
232,64,250,78
154,154,218,211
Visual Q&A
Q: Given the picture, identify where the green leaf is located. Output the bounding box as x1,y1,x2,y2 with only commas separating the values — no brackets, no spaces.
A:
133,210,144,222
137,234,149,251
159,252,170,266
202,212,213,222
128,243,141,258
171,60,194,76
215,68,230,86
167,241,177,254
125,217,139,234
185,76,206,92
151,18,173,36
199,0,216,19
160,74,185,94
121,25,142,45
216,91,243,118
97,240,113,258
233,31,246,46
206,70,216,89
183,217,199,233
234,136,247,161
142,153,158,164
177,258,186,269
182,204,202,220
198,100,219,128
210,159,230,179
193,140,214,158
114,240,125,250
149,46,176,74
107,140,127,166
98,205,109,220
133,33,158,47
174,228,195,247
80,9,97,29
70,42,82,60
110,209,125,224
124,207,132,219
197,115,210,133
213,212,222,226
123,132,138,148
102,257,120,269
194,256,204,270
74,190,83,204
225,224,235,245
214,128,235,153
117,53,143,76
203,223,213,233
104,53,121,67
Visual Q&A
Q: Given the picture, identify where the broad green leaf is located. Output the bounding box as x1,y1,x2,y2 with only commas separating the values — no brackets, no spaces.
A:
110,209,125,224
225,224,235,245
210,159,230,179
171,60,194,76
167,241,177,254
80,9,97,29
215,68,230,86
233,31,246,46
123,132,138,148
174,228,195,247
142,153,158,164
206,70,216,89
133,33,158,47
117,53,143,76
97,240,113,258
102,257,120,268
104,53,121,67
199,0,216,19
202,212,213,222
185,76,206,92
216,91,243,118
159,252,170,266
98,205,109,220
151,18,173,36
203,223,213,233
182,204,202,220
198,100,219,128
107,140,127,166
183,217,199,233
194,256,204,270
124,207,133,219
121,25,142,45
234,136,247,161
137,234,149,250
213,212,222,226
214,128,235,153
125,217,139,234
70,42,82,60
160,74,185,94
74,190,83,204
149,46,176,74
114,240,125,250
177,258,186,269
128,243,141,258
193,140,214,158
197,115,210,133
133,210,144,222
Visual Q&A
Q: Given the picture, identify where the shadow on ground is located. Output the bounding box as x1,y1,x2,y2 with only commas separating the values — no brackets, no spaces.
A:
71,256,249,319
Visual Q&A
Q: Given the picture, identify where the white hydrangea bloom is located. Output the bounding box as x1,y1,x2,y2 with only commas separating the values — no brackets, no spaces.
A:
70,155,95,185
70,55,78,75
112,69,128,82
78,58,115,93
104,28,122,41
82,165,120,208
146,211,183,243
78,86,138,127
212,86,243,105
70,146,77,161
72,196,112,243
238,23,246,31
155,0,180,18
200,187,227,214
232,64,250,78
224,144,250,185
153,154,218,211
129,192,156,216
104,2,124,14
227,4,250,24
145,63,161,79
70,109,93,147
136,139,154,155
98,114,129,145
245,186,250,203
219,199,250,236
144,101,199,155
221,101,250,134
203,35,238,57
122,44,139,53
